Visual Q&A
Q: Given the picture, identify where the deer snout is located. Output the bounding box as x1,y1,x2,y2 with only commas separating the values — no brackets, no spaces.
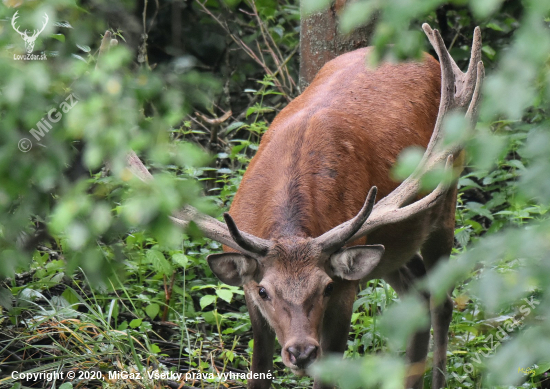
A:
285,342,319,369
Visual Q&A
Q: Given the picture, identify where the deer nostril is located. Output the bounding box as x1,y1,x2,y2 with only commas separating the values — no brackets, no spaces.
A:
303,345,318,361
287,345,300,364
286,345,318,368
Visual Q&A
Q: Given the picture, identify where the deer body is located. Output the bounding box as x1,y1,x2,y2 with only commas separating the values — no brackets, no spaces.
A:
127,25,483,389
230,47,441,262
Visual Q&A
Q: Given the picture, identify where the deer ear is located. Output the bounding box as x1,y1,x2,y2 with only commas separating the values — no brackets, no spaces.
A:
330,245,385,280
207,253,258,286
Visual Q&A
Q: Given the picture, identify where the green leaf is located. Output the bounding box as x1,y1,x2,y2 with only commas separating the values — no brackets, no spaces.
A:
245,104,274,118
216,289,233,304
534,361,550,375
109,298,119,321
466,202,495,220
172,253,189,268
201,310,222,325
0,287,12,311
59,383,73,389
486,22,504,31
61,288,79,305
149,343,161,353
272,26,284,38
145,303,160,320
51,34,65,42
146,249,172,275
200,295,217,309
76,44,91,52
53,21,73,28
506,160,526,170
71,54,87,63
129,318,143,328
458,177,482,189
224,121,246,135
482,45,496,59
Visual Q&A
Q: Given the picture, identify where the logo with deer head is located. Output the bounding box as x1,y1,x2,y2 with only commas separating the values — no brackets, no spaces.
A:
11,11,49,54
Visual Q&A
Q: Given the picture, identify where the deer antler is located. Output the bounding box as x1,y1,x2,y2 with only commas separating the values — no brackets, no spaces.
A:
31,13,49,39
11,11,27,38
317,25,484,248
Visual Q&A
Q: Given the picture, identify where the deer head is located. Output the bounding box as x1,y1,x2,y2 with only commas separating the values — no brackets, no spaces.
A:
206,188,384,372
12,11,49,54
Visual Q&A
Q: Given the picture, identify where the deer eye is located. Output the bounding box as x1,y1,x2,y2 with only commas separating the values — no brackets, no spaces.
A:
258,287,269,300
324,282,334,297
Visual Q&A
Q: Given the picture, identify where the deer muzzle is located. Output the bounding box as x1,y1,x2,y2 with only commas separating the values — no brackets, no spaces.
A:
284,337,320,372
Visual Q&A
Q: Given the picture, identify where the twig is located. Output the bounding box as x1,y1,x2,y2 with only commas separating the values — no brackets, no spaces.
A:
195,0,292,101
449,25,462,51
95,31,119,70
95,31,112,70
233,45,297,122
195,110,232,126
248,1,295,91
138,0,151,67
37,245,64,260
147,0,160,33
162,271,177,321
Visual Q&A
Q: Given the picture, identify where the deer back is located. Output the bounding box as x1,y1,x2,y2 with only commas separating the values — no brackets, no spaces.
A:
229,47,441,245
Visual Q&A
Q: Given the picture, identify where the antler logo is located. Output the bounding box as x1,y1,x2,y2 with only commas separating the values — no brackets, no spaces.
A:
11,11,49,54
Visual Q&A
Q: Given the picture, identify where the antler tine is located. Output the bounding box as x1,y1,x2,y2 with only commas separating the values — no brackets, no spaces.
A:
343,25,484,244
96,30,113,70
416,24,483,173
31,13,49,38
422,24,481,109
314,187,378,253
223,213,272,256
460,27,483,107
466,61,485,124
11,11,24,36
421,25,457,162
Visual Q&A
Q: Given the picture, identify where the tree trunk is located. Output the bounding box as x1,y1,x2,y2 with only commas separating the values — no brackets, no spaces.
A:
299,0,376,90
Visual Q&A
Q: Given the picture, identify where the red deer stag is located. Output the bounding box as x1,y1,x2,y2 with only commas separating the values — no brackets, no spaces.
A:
127,24,483,389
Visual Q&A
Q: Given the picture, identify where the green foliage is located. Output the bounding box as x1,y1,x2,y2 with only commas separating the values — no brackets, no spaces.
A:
1,0,550,388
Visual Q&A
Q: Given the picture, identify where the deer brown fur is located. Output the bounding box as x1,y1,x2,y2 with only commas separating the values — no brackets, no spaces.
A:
230,48,440,244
